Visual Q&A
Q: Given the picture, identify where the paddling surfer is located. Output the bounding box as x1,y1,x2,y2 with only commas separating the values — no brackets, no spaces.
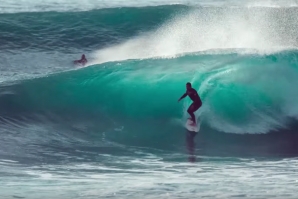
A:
178,82,202,126
74,54,87,66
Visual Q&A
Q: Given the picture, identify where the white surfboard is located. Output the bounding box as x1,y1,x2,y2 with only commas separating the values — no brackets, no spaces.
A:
185,118,200,132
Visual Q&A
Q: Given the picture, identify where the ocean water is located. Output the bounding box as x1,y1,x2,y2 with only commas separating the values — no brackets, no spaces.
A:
1,0,298,198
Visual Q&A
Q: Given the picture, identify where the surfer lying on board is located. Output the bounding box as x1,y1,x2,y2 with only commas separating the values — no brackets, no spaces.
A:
178,82,202,126
74,54,87,66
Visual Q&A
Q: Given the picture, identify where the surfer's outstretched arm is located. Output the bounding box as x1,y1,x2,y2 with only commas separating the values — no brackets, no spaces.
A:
178,93,187,102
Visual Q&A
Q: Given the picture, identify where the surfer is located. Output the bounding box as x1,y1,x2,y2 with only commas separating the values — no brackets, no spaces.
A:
178,82,202,126
74,54,87,66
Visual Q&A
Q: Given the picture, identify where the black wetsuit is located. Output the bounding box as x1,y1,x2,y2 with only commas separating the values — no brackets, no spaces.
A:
180,88,202,123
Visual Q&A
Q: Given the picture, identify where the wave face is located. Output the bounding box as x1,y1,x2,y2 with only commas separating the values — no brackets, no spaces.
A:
2,51,298,135
1,3,298,158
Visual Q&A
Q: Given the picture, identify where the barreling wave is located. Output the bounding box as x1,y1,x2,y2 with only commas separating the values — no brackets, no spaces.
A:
1,50,298,135
1,2,298,141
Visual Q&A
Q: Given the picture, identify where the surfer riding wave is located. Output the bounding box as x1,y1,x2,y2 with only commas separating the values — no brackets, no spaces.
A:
178,82,202,126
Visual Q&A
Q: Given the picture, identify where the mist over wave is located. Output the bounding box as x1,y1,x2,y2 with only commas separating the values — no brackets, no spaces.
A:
91,6,298,64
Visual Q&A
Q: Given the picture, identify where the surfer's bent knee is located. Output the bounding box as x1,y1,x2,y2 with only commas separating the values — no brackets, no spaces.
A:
187,104,194,113
188,102,201,113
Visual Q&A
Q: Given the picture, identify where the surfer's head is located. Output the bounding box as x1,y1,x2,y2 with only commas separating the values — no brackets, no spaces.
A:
186,82,192,90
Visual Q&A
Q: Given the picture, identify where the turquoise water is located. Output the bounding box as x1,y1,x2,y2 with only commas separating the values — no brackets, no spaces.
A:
1,0,298,198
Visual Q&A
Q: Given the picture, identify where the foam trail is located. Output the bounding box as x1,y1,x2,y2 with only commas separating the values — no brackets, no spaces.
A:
91,7,298,64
